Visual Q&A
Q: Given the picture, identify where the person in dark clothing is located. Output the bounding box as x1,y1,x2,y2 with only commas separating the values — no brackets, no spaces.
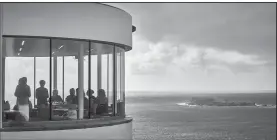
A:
66,88,77,104
86,89,97,115
86,89,96,109
51,89,63,103
14,77,31,121
35,80,49,106
87,89,96,101
15,77,31,105
96,89,108,115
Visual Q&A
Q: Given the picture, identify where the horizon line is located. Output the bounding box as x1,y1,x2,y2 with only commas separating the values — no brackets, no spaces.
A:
125,90,276,94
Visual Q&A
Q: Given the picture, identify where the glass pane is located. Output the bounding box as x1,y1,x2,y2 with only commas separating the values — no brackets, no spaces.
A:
2,37,126,123
5,57,34,111
3,37,50,123
120,51,125,116
101,54,109,115
115,46,125,116
108,52,114,115
35,57,50,121
117,50,121,101
90,42,114,116
50,39,89,120
87,48,97,117
121,52,125,103
64,56,78,102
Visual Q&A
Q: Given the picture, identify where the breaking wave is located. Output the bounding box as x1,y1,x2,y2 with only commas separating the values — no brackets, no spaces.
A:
177,101,276,108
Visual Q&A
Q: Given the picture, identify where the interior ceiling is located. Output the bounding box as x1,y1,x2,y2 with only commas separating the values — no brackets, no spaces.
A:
3,37,124,57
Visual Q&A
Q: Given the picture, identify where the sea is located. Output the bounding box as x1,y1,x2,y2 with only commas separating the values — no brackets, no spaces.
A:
125,92,276,140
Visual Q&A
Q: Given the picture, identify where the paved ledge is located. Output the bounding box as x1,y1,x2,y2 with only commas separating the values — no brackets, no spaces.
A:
0,116,133,132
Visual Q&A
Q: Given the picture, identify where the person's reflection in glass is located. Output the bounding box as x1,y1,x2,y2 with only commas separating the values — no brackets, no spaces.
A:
14,77,31,121
52,89,63,104
35,80,49,107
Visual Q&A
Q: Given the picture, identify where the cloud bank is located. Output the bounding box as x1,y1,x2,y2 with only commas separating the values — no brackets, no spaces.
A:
128,35,271,75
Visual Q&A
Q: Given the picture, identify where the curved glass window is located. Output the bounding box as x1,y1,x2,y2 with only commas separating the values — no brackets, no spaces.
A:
1,36,126,125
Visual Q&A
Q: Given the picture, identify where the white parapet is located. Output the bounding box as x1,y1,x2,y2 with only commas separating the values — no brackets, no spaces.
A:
1,121,132,140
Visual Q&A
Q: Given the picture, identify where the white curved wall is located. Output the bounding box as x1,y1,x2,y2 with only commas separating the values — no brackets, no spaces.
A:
1,122,132,140
2,3,132,47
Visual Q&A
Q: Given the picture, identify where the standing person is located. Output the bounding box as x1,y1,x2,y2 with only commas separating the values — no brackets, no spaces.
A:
14,77,31,121
35,80,49,107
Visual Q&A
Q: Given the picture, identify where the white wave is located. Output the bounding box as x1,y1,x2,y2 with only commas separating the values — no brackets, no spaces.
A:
177,102,276,108
255,103,263,107
177,102,198,107
255,103,276,108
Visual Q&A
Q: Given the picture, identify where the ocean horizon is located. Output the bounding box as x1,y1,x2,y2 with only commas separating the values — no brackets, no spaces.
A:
126,92,276,140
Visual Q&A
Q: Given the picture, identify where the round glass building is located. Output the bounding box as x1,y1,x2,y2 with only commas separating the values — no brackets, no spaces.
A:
0,3,135,140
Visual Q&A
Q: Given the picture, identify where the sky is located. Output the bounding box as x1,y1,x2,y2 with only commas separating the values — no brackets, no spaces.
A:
2,3,276,105
108,3,276,92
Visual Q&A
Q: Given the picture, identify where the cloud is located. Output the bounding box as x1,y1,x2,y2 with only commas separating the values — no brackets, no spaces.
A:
127,36,178,74
127,37,270,75
108,3,276,91
112,3,276,60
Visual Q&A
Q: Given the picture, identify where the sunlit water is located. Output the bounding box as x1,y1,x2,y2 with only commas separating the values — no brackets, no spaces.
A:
126,92,276,140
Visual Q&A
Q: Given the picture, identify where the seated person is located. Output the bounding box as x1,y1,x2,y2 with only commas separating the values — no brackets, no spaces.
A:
86,89,97,115
2,100,10,111
66,88,77,104
52,89,63,103
36,80,49,107
87,89,96,100
96,89,108,115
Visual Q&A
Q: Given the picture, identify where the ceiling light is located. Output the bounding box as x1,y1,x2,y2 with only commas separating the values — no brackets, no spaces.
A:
19,48,22,52
58,45,64,50
17,53,20,56
21,40,25,46
87,49,94,52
